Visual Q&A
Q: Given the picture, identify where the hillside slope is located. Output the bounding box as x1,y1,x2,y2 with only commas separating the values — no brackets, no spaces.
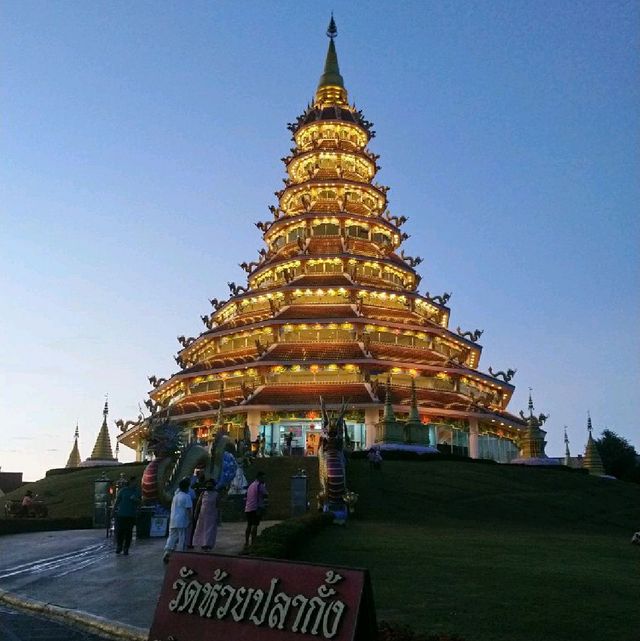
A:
292,459,640,641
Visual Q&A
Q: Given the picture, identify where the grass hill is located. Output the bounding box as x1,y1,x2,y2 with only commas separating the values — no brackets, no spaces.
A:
3,457,638,641
291,458,640,641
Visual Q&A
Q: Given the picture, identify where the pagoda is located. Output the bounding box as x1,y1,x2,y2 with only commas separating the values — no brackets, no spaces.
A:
583,413,605,476
81,399,119,467
118,19,528,462
65,424,82,468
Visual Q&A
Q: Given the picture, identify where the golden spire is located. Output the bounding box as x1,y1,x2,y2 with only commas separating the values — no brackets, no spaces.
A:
315,15,348,107
88,397,116,461
65,423,82,468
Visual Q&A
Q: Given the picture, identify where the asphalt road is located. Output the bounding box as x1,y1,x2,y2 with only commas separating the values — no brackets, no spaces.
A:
0,604,110,641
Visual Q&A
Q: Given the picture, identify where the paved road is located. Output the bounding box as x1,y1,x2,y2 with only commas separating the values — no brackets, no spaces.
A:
0,604,108,641
0,521,274,633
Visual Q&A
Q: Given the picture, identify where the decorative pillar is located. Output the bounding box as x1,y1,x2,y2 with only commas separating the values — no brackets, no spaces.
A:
365,407,379,448
246,409,261,440
468,417,479,459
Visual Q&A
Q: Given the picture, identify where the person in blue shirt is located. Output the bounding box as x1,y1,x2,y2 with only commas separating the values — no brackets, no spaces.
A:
113,476,140,555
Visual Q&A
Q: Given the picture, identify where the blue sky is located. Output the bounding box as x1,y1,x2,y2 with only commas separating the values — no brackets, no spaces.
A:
1,1,638,481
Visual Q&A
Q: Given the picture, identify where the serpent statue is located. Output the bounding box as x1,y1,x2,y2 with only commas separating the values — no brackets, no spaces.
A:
317,397,351,523
488,367,517,383
141,417,237,507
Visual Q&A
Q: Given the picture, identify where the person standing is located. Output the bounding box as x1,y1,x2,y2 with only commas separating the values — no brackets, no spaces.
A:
163,478,193,564
113,476,140,555
192,479,219,551
244,471,268,549
20,490,34,517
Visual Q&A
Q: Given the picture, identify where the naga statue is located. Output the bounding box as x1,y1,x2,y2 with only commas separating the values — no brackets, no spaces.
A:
317,397,351,523
115,418,143,433
177,335,196,348
227,282,249,297
425,291,452,306
456,327,484,342
239,260,260,273
147,375,168,389
141,415,237,507
519,410,549,425
399,250,423,267
488,367,517,383
201,314,215,330
254,221,272,233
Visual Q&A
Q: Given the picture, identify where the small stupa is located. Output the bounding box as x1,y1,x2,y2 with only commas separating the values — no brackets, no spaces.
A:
80,398,120,467
583,413,605,476
511,390,559,465
65,424,82,468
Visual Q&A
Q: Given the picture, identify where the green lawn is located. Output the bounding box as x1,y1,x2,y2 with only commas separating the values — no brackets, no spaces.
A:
291,459,640,641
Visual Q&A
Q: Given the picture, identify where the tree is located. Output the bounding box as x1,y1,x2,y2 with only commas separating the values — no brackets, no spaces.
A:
595,430,639,482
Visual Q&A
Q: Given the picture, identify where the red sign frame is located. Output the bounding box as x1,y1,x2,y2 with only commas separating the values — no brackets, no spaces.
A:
148,552,377,641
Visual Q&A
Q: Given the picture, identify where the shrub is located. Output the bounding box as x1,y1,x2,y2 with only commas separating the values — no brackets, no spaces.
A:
247,512,334,558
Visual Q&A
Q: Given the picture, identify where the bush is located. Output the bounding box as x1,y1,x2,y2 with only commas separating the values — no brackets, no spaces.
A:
0,517,93,536
247,512,334,558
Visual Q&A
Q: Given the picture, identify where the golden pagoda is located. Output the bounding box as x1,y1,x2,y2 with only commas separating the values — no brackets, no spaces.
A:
82,399,119,467
65,424,81,468
583,413,605,476
118,19,529,462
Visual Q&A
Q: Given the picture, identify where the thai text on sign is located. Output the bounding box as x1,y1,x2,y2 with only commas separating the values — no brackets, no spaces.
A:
148,552,376,641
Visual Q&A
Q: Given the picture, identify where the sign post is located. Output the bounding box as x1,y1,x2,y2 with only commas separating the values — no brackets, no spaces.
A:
149,553,377,641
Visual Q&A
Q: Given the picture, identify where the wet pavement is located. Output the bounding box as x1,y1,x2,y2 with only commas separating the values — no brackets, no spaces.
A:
0,521,274,638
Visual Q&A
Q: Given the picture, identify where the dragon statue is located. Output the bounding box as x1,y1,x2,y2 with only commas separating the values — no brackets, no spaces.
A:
147,375,168,389
425,291,452,306
488,367,517,383
141,414,238,507
317,397,352,524
227,282,249,296
456,327,484,342
177,335,196,348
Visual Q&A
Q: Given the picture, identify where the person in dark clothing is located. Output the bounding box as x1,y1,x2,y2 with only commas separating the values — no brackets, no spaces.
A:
113,476,140,555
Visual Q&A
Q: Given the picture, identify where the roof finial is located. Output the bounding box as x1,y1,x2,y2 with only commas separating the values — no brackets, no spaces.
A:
74,421,79,440
587,411,592,434
528,387,534,417
327,13,337,39
103,394,109,419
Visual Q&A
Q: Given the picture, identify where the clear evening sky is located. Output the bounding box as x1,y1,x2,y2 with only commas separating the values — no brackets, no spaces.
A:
1,2,638,481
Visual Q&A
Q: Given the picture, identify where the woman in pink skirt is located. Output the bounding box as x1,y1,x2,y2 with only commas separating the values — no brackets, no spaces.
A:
192,479,219,551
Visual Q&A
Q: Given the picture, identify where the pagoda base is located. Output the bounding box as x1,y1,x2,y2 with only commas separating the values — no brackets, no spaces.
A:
79,459,121,468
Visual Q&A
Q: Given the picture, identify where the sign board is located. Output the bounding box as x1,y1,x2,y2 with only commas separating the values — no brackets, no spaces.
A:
148,553,377,641
150,516,169,538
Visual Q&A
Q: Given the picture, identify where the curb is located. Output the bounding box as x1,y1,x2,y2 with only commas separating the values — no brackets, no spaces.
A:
0,588,148,641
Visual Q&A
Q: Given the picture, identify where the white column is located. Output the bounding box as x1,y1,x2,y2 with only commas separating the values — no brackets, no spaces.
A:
365,407,379,448
246,409,261,440
468,417,479,459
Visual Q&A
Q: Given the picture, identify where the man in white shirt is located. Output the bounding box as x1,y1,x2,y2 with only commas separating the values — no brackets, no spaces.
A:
163,477,193,564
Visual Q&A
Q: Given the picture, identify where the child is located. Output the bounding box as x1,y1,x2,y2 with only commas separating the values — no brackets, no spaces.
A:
163,477,193,564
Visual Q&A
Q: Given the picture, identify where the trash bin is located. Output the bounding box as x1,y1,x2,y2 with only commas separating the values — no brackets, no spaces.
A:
136,506,155,539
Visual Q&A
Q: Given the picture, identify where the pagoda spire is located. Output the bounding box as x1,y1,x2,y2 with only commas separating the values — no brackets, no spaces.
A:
315,15,348,107
88,396,116,461
65,423,82,468
563,426,571,466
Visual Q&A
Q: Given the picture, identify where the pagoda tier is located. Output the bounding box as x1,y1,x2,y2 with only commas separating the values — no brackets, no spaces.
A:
118,21,526,460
